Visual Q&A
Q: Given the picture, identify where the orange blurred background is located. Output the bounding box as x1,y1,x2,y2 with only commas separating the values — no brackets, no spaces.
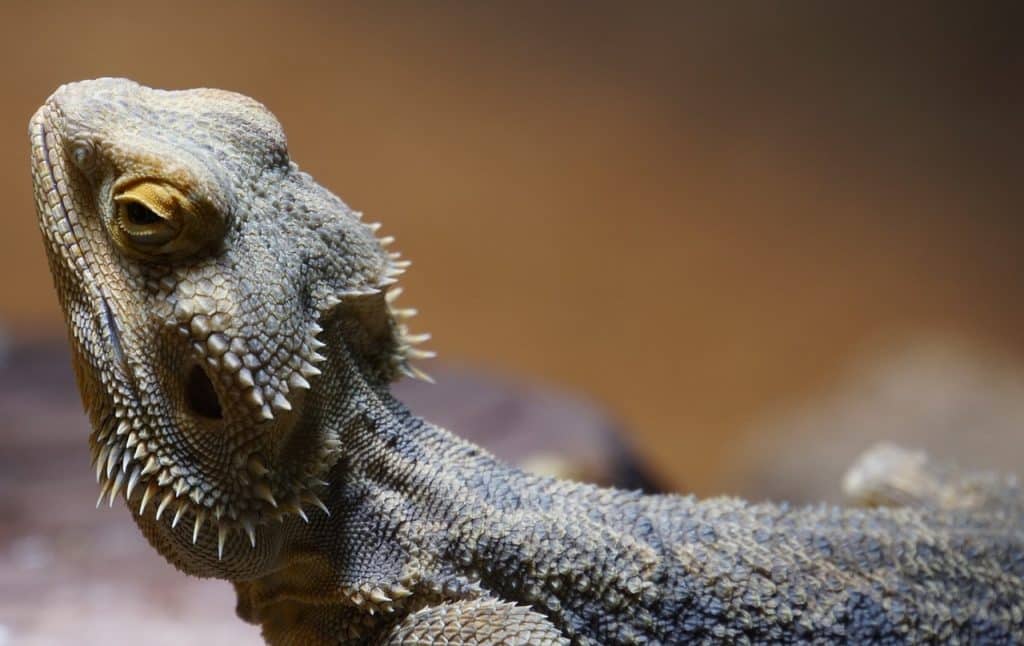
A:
1,2,1021,494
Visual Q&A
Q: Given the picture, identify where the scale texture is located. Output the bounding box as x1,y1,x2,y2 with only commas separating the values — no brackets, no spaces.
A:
30,78,1024,644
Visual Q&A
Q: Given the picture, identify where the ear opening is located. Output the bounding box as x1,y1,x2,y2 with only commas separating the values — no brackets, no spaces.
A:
185,363,224,419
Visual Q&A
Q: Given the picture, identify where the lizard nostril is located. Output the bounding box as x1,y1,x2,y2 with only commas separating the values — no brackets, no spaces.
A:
185,364,223,420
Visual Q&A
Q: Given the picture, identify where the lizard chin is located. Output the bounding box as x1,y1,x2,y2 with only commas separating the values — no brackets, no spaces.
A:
83,324,339,567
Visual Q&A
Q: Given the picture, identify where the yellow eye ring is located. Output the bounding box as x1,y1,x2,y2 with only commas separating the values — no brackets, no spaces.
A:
110,179,225,260
115,197,181,246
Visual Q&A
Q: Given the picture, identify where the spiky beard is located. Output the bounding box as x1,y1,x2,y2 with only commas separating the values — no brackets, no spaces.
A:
85,361,336,560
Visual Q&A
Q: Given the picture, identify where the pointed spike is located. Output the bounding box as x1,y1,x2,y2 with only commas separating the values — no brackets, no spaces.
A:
238,368,255,388
407,349,437,360
259,404,274,420
157,470,174,486
106,445,121,478
95,446,110,482
139,483,156,515
253,483,278,508
310,322,324,335
141,455,159,476
247,456,270,477
305,493,330,516
288,373,311,390
296,507,309,523
385,288,403,304
245,387,265,408
189,487,204,505
408,364,435,384
243,519,256,548
156,491,174,520
108,470,125,507
133,443,147,460
125,465,142,500
193,510,207,544
96,480,112,508
172,503,187,529
299,363,322,378
125,431,139,448
405,333,432,344
122,449,132,473
369,588,392,603
271,392,292,411
217,526,227,559
378,235,395,247
115,421,131,436
309,337,326,350
390,584,413,599
173,479,188,497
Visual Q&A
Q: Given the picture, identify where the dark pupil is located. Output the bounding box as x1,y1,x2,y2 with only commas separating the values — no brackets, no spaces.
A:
124,201,162,225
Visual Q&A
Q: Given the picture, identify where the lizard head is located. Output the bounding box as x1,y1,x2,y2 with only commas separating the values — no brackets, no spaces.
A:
30,78,430,570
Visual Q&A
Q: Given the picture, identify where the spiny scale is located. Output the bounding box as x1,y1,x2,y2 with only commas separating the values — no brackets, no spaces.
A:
193,509,206,543
156,491,174,520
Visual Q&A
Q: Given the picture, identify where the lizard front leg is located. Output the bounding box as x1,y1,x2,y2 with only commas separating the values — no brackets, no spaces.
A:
377,599,569,645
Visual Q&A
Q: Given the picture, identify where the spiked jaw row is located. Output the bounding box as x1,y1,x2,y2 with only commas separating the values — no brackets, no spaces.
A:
89,406,336,560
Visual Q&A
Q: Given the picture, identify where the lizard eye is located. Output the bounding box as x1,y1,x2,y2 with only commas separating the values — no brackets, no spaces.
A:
116,194,181,246
111,180,225,259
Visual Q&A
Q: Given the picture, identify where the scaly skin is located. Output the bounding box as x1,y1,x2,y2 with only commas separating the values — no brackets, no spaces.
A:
31,78,1024,644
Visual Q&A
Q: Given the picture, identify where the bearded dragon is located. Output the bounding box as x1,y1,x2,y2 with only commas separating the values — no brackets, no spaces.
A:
30,78,1024,644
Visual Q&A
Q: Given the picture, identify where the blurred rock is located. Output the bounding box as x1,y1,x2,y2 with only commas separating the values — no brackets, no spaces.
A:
731,338,1024,504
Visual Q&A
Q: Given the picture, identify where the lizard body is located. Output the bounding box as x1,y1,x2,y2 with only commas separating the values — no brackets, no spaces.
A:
31,78,1024,644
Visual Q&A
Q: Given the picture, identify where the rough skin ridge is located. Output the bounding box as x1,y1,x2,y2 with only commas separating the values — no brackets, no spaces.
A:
30,78,1024,645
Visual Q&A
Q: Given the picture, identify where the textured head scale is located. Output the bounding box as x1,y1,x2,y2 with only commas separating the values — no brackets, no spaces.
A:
29,78,430,559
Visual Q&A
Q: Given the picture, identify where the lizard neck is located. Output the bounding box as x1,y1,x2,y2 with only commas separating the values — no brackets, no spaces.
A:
237,341,640,640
